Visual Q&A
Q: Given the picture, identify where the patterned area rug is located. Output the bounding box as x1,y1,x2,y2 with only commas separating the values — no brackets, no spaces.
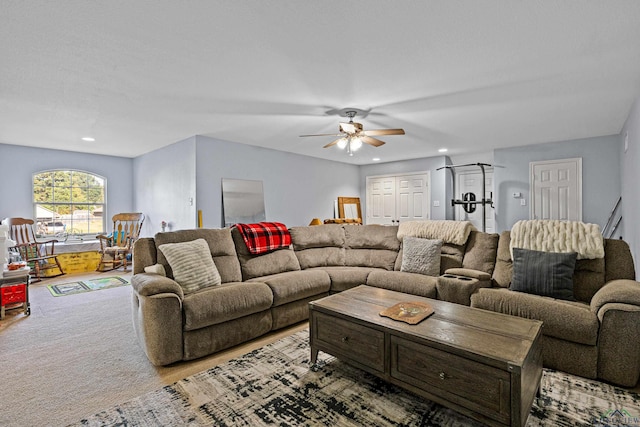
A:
70,330,640,426
47,276,129,297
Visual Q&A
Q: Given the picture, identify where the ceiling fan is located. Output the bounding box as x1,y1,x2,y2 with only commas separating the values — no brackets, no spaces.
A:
300,110,405,156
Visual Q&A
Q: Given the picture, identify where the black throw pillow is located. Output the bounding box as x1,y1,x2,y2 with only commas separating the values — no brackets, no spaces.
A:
511,248,577,301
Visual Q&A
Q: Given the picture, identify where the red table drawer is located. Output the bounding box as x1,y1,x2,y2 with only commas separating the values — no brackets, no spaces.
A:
1,284,27,305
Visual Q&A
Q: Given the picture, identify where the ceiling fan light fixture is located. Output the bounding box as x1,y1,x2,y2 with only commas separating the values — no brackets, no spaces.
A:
350,137,363,151
300,109,404,156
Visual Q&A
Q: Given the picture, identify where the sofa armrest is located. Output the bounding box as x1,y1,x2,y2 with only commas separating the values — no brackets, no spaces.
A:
444,268,491,281
131,273,184,300
590,279,640,315
594,302,640,386
591,280,640,386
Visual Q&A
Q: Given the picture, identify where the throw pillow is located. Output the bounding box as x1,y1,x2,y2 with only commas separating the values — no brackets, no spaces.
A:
511,248,577,301
401,236,443,276
158,238,221,293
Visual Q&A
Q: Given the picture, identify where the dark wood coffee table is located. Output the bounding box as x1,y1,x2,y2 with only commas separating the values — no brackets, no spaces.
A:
309,285,542,427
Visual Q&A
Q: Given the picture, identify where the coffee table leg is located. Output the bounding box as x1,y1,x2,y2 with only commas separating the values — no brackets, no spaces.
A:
311,346,319,365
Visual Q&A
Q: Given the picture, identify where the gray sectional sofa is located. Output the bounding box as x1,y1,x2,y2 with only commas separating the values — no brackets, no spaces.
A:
131,222,640,387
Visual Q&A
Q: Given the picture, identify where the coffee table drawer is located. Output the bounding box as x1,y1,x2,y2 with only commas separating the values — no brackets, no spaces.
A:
314,312,385,372
390,335,511,423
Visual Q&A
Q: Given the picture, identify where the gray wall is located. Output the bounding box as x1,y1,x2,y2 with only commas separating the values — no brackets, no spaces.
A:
133,137,197,237
621,96,640,274
194,135,360,228
0,143,133,225
493,135,622,232
359,156,451,221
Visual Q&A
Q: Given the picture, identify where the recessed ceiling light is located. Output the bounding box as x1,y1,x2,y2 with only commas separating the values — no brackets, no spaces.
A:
438,148,448,153
372,157,381,162
82,137,95,142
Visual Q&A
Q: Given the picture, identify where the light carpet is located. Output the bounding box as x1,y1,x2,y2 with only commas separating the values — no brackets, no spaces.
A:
70,330,640,427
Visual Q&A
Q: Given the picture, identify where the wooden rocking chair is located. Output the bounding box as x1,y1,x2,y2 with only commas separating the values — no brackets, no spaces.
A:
96,213,145,272
5,217,65,282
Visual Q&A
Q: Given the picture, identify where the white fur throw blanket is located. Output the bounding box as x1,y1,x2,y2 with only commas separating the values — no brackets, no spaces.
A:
510,220,604,260
397,220,475,246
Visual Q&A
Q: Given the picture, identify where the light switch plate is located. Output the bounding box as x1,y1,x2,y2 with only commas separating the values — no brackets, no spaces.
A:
520,199,527,206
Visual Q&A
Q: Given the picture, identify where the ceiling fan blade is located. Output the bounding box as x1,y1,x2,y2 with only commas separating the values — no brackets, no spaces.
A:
323,138,345,148
362,128,405,136
361,136,386,147
299,133,343,137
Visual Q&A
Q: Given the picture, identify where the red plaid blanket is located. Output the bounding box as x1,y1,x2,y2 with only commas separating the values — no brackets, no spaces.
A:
234,222,291,255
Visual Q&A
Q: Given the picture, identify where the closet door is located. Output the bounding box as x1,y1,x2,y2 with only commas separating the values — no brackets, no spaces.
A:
396,174,430,222
367,176,396,225
366,172,430,225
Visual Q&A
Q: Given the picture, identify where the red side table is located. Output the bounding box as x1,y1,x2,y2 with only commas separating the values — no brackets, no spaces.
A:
0,272,30,319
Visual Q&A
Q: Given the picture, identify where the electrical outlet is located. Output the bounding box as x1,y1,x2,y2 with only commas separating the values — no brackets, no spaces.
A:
520,199,527,206
433,200,440,207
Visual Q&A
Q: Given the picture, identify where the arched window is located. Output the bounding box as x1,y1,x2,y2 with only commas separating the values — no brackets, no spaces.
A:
33,170,106,238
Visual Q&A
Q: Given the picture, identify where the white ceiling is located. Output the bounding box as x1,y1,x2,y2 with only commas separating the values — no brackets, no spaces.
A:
2,1,640,165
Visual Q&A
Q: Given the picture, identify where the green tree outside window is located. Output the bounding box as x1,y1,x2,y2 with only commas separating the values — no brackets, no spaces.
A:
33,170,106,237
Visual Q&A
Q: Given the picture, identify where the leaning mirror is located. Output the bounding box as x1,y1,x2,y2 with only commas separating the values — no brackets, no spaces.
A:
222,179,266,227
337,197,362,220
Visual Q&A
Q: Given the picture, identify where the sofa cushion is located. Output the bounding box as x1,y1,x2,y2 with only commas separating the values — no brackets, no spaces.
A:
470,288,598,345
344,224,401,251
290,225,346,269
511,248,577,301
400,237,442,276
462,231,499,275
309,266,379,292
366,270,437,298
248,270,331,307
573,257,605,303
295,247,346,269
158,238,222,294
492,231,513,288
154,228,242,283
343,225,400,270
231,228,301,280
182,281,273,331
345,248,398,270
290,224,345,250
440,242,466,273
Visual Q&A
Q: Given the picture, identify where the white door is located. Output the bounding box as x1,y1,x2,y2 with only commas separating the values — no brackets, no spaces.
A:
455,171,495,233
366,172,430,225
530,158,582,221
396,174,430,222
367,176,396,225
